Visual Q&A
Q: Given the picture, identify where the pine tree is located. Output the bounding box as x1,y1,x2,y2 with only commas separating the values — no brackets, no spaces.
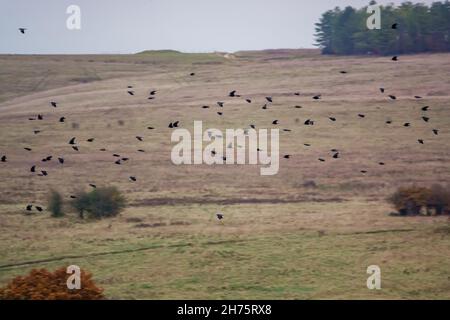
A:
314,1,450,55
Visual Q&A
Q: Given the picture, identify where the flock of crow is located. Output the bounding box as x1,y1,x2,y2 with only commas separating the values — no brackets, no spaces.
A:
0,24,443,219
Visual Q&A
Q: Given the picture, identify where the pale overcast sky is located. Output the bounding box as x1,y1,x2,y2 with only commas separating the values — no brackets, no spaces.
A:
0,0,439,54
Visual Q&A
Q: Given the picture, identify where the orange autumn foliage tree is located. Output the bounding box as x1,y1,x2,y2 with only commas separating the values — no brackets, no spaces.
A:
0,267,104,300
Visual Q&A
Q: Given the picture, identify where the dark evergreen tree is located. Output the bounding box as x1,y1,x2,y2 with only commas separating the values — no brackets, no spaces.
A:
315,1,450,55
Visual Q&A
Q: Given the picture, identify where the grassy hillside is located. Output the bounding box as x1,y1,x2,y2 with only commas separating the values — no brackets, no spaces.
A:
0,50,449,299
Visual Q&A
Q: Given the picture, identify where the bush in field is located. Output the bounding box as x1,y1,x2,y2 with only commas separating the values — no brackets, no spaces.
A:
87,187,126,218
71,187,126,219
48,190,64,217
388,185,450,216
0,267,104,300
388,186,431,215
71,191,91,219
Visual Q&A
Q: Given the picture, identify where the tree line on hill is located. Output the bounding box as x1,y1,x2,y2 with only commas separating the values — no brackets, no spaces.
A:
314,1,450,55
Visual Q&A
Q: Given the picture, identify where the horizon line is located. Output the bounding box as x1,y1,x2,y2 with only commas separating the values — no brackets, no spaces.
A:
0,47,320,56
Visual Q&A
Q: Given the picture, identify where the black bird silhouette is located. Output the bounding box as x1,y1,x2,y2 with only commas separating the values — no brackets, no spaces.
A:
422,106,429,111
329,117,336,122
294,92,300,96
386,120,392,124
19,28,27,34
69,137,76,145
122,157,129,161
250,124,256,129
388,95,397,100
130,176,137,182
415,96,422,99
202,106,210,109
58,157,64,164
30,165,36,173
361,170,368,174
173,121,180,128
422,116,430,122
138,149,145,153
113,154,120,157
283,129,292,132
72,146,79,152
295,105,302,109
392,23,398,29
304,119,314,125
70,195,77,199
26,204,33,211
37,114,43,120
379,162,385,166
404,123,411,127
150,90,157,96
229,90,237,97
333,153,340,159
318,158,325,162
313,95,322,100
50,102,57,108
147,126,155,130
432,129,439,135
340,71,348,74
380,88,385,93
246,99,252,103
35,206,43,212
87,138,95,142
283,155,291,159
358,114,366,118
272,120,279,125
34,130,41,134
24,147,32,151
418,139,424,144
127,86,133,88
168,123,173,128
100,148,107,151
217,112,223,116
41,170,48,176
89,184,97,189
216,213,224,220
59,117,65,122
262,104,268,110
266,97,273,103
127,91,134,96
217,102,224,107
304,143,311,147
190,72,195,76
1,155,6,162
392,56,398,61
115,159,121,165
136,136,143,141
